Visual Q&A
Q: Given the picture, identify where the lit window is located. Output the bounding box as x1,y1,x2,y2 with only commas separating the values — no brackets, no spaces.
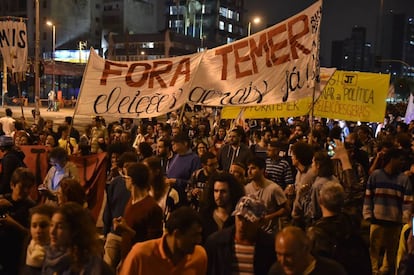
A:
227,10,233,19
219,21,225,30
142,42,154,48
227,37,234,44
202,4,205,14
219,7,227,17
228,23,232,32
236,12,240,21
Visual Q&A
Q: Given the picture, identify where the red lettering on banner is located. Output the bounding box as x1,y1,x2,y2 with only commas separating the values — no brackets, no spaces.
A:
126,63,151,87
215,13,311,80
249,33,269,72
288,15,311,59
215,45,233,80
100,61,128,85
267,24,290,65
170,58,191,86
100,58,191,88
234,40,252,78
149,61,173,88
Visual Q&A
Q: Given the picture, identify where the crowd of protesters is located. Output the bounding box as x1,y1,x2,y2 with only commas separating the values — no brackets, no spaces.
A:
0,105,414,274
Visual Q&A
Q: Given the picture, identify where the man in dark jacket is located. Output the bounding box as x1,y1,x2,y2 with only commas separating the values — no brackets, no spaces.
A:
307,181,372,275
204,195,275,275
218,128,252,172
0,135,26,194
269,226,347,275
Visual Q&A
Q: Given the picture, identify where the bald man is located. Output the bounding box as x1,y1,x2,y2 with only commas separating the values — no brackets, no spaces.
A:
268,226,346,275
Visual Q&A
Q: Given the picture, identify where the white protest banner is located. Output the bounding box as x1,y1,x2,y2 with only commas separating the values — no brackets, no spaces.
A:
0,20,28,73
405,93,414,124
76,0,322,118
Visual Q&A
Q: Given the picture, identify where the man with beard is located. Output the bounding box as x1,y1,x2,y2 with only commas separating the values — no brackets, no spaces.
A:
119,207,207,274
188,152,220,210
218,128,252,172
199,172,245,242
156,138,174,175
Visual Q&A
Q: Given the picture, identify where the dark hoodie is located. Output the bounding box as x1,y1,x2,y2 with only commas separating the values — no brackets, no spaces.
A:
0,148,26,194
307,213,372,275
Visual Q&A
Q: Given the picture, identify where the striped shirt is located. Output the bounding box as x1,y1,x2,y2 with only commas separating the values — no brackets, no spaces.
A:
265,158,294,190
232,242,255,275
363,169,413,224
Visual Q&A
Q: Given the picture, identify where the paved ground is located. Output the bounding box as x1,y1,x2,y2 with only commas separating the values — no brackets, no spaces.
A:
0,105,120,132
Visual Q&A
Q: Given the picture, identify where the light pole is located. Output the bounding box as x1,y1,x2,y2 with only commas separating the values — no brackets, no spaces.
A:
34,0,40,119
46,21,55,93
78,41,87,63
247,17,261,36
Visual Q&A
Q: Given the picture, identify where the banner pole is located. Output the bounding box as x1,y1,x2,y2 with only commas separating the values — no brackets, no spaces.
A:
17,75,25,119
70,48,94,136
2,60,6,108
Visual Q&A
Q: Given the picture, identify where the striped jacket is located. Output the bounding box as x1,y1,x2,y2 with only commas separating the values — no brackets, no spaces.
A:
363,169,413,224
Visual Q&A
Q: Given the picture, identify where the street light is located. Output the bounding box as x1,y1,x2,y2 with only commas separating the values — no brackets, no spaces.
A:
247,17,261,36
46,21,55,93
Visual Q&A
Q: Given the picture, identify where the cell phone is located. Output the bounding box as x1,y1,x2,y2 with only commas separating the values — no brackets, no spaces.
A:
37,185,48,192
327,141,336,157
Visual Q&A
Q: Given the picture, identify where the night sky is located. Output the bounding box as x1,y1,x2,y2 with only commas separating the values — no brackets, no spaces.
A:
245,0,414,67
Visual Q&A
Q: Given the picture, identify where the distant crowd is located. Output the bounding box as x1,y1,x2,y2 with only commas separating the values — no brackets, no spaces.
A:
0,106,414,275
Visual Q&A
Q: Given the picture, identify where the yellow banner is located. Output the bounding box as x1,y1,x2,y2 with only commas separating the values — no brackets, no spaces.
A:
221,98,313,119
313,71,390,122
221,71,390,122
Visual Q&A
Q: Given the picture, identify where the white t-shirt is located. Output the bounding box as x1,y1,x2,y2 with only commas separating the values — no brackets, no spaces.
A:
48,91,56,100
0,116,15,136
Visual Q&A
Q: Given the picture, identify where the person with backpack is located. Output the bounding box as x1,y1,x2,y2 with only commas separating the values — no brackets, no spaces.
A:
307,181,372,275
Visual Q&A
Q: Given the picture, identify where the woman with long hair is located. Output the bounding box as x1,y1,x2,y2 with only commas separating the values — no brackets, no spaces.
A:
42,202,113,274
143,156,180,222
308,150,340,224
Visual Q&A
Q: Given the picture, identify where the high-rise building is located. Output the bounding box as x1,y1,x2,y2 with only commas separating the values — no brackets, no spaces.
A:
166,0,245,48
330,26,371,72
379,12,414,78
27,0,103,60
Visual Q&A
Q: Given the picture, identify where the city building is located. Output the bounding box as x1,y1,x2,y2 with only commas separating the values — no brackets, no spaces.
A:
330,26,372,72
1,0,249,101
378,12,414,78
166,0,246,47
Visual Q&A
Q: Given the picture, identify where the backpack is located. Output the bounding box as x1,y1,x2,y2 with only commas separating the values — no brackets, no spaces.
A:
308,223,372,275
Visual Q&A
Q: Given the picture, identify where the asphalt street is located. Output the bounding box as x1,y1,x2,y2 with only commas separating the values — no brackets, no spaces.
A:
0,105,99,132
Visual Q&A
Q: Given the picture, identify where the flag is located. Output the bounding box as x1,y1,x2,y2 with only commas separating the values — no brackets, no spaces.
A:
405,93,414,124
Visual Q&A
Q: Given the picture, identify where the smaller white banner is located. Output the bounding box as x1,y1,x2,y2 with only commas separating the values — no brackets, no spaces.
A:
0,20,28,73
